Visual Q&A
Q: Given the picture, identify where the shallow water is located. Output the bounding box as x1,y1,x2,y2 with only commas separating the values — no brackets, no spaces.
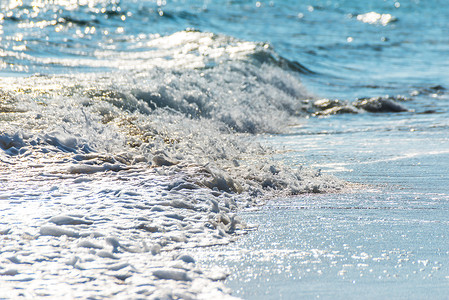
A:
195,111,449,299
213,190,449,299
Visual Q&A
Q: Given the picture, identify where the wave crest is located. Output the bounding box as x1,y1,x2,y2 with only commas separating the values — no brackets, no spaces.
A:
0,30,344,197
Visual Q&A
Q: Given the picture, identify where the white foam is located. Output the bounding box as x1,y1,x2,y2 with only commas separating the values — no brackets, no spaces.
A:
40,225,81,238
0,30,345,299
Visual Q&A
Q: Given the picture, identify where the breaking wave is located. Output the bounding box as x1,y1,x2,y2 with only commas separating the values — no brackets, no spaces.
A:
0,31,344,197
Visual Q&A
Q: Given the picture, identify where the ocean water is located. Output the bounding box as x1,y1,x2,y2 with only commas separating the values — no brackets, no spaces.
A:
196,113,449,299
1,0,448,298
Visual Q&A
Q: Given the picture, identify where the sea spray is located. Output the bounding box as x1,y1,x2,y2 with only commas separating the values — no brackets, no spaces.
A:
1,31,344,197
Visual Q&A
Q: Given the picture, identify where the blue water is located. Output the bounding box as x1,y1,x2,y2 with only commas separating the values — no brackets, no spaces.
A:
195,109,449,299
2,1,448,89
1,0,449,298
2,1,448,107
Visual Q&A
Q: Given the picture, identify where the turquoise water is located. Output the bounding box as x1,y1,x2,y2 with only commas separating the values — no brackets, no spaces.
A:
2,0,448,106
195,109,449,299
2,1,449,92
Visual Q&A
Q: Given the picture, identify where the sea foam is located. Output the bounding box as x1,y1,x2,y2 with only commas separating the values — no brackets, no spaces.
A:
0,30,343,299
1,31,343,196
